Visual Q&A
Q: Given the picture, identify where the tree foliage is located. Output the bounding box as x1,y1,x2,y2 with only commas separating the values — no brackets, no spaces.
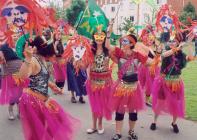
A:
179,2,197,25
48,0,67,21
65,0,86,26
119,17,135,33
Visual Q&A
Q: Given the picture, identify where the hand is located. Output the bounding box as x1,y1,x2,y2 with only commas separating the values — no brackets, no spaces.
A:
177,42,185,50
23,42,33,61
45,98,60,113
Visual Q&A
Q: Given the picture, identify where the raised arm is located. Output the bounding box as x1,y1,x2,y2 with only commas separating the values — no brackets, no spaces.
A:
105,20,115,52
161,42,185,58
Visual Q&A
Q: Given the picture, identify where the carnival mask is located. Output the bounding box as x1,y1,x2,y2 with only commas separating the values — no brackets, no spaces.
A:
1,3,29,27
72,45,86,61
121,38,130,46
160,15,173,32
94,34,106,42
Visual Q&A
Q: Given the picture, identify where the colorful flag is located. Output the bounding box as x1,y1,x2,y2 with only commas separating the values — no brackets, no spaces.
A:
75,0,109,39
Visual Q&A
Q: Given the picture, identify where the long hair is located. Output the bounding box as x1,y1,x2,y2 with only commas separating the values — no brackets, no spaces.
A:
30,36,55,57
91,31,109,57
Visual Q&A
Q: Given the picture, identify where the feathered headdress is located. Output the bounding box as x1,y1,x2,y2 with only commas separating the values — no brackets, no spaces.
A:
156,4,180,33
0,17,14,47
0,0,56,36
140,25,156,46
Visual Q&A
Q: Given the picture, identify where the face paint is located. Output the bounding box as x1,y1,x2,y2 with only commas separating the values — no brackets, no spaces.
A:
1,3,29,27
72,45,86,61
121,38,130,46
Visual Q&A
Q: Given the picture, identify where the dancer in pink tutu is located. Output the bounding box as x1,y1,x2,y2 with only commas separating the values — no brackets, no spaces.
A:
150,32,193,133
85,26,113,134
0,18,26,120
138,25,161,106
16,36,80,140
106,23,152,140
0,43,25,120
52,31,66,89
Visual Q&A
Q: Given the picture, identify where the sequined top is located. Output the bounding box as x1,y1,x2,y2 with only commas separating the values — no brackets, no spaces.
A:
91,53,110,73
28,57,49,96
118,58,139,76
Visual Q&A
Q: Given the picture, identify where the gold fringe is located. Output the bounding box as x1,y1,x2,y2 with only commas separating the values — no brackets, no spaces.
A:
114,82,137,97
165,78,181,92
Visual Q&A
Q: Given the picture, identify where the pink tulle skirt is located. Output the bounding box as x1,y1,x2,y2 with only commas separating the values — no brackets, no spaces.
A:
110,81,145,114
144,66,160,96
19,92,80,140
86,80,112,120
0,75,24,105
138,64,147,88
53,63,66,82
152,76,185,118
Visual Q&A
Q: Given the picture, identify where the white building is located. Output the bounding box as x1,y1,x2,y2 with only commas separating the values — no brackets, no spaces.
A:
97,0,167,35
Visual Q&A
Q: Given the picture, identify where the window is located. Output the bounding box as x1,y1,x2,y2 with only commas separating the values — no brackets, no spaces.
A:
130,16,134,22
111,6,115,12
157,0,160,4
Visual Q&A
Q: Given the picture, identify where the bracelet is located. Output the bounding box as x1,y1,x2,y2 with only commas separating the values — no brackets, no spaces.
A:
107,36,110,39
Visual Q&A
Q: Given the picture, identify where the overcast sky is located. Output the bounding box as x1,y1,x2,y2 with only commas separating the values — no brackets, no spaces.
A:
37,0,63,7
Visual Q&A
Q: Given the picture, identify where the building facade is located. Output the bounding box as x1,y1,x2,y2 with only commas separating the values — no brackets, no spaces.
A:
167,0,197,15
96,0,166,34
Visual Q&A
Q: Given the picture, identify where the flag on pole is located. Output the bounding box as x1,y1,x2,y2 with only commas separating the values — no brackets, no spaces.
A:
75,0,109,39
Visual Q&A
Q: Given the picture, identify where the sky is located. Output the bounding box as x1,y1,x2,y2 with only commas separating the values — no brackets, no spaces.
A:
37,0,63,7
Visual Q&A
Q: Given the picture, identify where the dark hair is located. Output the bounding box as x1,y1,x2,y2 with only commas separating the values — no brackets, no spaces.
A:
30,36,55,57
91,31,109,56
53,33,64,56
160,32,170,43
161,51,187,75
120,34,137,49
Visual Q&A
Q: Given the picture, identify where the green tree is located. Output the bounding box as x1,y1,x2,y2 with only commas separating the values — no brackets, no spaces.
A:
119,17,135,34
179,2,197,25
66,0,86,26
48,0,67,21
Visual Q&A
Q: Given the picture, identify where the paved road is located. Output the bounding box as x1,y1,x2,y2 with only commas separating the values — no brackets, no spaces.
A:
0,91,197,140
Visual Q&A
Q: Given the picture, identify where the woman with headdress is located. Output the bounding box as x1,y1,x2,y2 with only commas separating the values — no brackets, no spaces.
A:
138,25,162,106
106,22,152,140
83,25,113,134
15,36,80,140
150,32,194,133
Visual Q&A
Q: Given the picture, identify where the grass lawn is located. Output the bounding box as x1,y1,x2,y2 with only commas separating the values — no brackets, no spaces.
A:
182,61,197,121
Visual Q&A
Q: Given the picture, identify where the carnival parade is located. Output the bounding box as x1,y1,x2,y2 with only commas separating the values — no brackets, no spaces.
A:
0,0,197,140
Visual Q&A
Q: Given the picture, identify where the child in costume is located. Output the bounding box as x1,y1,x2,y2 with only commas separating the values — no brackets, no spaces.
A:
64,35,88,104
66,61,87,103
106,23,152,140
150,32,193,133
17,36,80,140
